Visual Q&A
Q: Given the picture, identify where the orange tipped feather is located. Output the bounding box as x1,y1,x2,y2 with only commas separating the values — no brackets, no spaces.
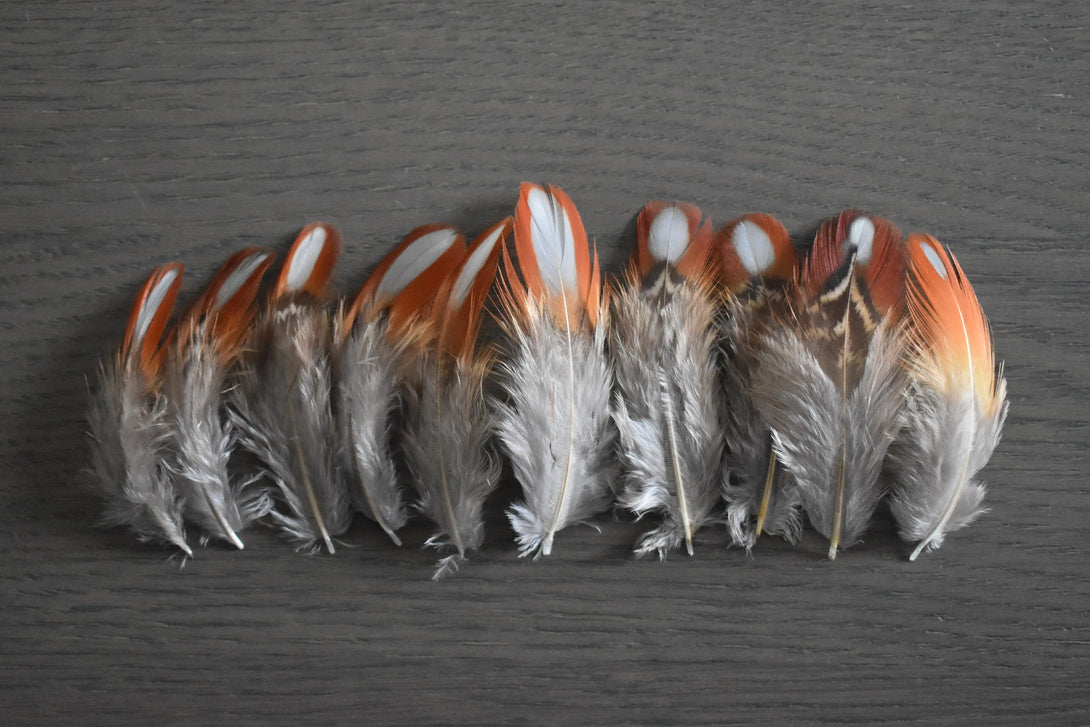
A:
715,213,795,293
436,218,510,360
122,262,184,381
634,201,713,279
905,234,998,413
273,223,341,300
511,182,597,327
346,224,465,336
185,248,275,362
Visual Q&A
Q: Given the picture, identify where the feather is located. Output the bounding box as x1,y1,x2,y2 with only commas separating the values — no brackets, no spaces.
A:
497,183,616,558
336,223,466,545
88,263,191,555
166,248,275,549
611,201,724,559
714,214,803,549
230,223,350,553
888,234,1008,559
401,220,509,577
751,210,906,559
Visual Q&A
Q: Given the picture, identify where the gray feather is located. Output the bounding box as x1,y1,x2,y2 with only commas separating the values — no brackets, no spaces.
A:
496,305,617,558
719,298,802,549
334,317,408,545
231,300,350,553
402,355,501,578
888,376,1008,557
610,274,725,559
753,319,905,554
88,361,191,555
165,339,270,550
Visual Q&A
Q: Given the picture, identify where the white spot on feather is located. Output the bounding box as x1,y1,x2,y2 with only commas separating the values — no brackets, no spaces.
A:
647,206,690,265
285,226,327,292
527,187,577,294
732,220,775,275
848,217,875,264
377,227,459,299
214,252,272,310
921,240,948,279
134,267,179,345
451,226,503,307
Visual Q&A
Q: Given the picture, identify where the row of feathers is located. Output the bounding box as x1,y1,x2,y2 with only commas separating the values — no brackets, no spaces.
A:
88,183,1008,577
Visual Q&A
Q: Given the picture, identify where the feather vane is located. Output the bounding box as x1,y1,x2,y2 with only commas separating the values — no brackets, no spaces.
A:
889,234,1008,559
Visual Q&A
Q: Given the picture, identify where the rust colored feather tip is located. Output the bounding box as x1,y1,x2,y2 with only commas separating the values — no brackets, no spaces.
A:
715,213,796,294
121,261,185,382
634,201,713,280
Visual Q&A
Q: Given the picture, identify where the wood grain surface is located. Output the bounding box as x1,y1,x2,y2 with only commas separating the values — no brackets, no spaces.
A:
2,2,1087,724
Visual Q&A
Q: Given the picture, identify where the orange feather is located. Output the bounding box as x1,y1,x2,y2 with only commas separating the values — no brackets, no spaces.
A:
345,223,466,338
510,182,601,328
436,218,510,361
905,234,999,414
715,213,796,293
803,210,904,318
183,248,275,364
121,262,184,382
634,201,713,280
273,223,341,301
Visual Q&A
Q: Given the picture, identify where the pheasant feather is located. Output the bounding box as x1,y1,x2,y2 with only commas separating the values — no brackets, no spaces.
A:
751,211,906,559
888,234,1008,559
337,223,465,545
611,201,725,559
714,214,802,549
88,263,191,555
166,248,275,549
401,220,508,578
497,183,616,558
230,223,350,553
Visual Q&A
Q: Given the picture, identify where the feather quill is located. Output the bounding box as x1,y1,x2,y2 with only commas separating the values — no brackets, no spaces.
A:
88,262,191,555
166,248,275,549
888,234,1008,559
751,211,907,559
714,214,802,549
337,223,466,545
611,201,725,559
230,223,350,553
496,183,616,558
401,220,509,577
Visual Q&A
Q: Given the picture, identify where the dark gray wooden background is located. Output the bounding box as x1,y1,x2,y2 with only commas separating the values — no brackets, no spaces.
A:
2,2,1087,724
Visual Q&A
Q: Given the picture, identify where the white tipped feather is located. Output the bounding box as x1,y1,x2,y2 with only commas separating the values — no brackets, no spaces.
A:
334,315,408,545
610,272,725,559
732,220,777,277
284,227,327,292
526,186,579,295
647,206,692,266
376,228,461,301
497,301,616,558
